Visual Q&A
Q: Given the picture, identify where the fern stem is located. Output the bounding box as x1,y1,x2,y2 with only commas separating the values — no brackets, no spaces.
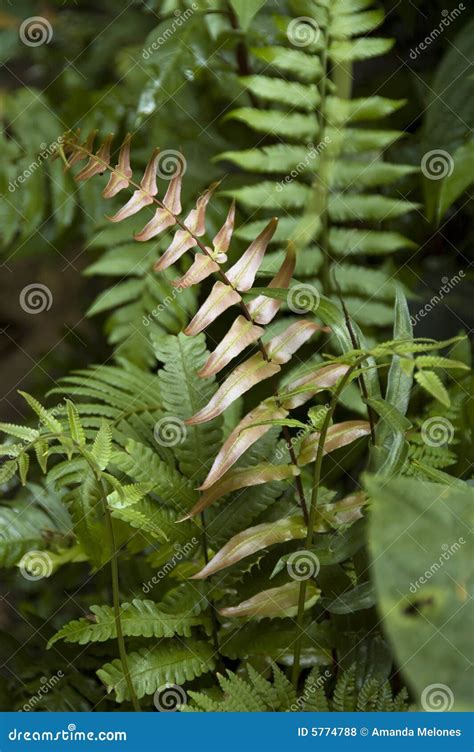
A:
290,359,363,688
315,24,331,296
332,270,376,443
227,2,259,109
102,487,141,712
199,511,222,660
63,143,309,523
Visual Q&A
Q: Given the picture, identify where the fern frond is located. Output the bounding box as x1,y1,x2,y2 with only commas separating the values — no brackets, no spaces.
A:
97,640,215,702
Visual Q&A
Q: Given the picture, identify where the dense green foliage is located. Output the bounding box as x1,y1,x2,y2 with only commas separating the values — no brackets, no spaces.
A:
0,0,472,713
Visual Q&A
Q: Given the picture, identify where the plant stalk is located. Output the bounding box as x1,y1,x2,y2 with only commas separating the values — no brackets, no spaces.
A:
102,486,141,712
63,142,310,524
290,360,361,688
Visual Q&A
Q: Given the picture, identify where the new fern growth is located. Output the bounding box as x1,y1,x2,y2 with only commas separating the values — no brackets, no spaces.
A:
0,133,467,710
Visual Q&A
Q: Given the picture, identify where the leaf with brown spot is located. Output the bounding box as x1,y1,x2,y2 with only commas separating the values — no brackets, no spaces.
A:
281,363,350,409
186,353,280,425
67,130,97,167
247,246,295,324
76,133,113,181
267,320,324,365
184,281,241,337
298,420,371,466
197,315,264,378
181,464,300,519
199,401,289,490
218,582,320,620
192,516,306,579
227,218,278,292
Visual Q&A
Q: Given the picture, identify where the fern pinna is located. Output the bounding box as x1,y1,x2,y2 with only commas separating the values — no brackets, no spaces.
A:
219,0,418,328
0,127,467,710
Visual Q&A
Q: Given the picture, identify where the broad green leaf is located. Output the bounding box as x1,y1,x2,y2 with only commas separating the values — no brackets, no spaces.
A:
367,475,474,710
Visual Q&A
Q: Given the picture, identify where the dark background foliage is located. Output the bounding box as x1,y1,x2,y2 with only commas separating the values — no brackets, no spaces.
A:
0,0,472,712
